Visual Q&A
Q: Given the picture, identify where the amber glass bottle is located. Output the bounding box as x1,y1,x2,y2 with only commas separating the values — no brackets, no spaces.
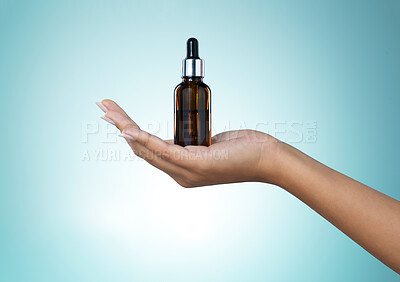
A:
174,38,211,146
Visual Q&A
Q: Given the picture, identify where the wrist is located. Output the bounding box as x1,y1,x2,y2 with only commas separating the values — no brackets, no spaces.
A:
258,138,300,188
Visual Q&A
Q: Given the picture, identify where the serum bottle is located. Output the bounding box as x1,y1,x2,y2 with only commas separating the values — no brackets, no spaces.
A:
174,38,211,146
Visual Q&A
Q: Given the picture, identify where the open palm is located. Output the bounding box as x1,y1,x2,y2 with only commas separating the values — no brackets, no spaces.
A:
97,99,279,187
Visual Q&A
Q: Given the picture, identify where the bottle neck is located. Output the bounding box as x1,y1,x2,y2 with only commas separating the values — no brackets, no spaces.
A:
182,76,203,83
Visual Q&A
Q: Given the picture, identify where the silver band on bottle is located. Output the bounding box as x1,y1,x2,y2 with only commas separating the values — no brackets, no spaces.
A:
181,58,204,78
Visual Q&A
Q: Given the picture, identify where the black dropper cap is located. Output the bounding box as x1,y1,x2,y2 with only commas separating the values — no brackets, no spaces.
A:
186,38,200,59
182,37,204,77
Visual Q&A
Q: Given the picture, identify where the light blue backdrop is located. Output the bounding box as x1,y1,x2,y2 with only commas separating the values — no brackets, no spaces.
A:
0,0,399,281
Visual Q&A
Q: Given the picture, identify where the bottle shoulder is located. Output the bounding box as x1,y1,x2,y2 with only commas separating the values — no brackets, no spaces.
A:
200,81,211,92
174,80,211,93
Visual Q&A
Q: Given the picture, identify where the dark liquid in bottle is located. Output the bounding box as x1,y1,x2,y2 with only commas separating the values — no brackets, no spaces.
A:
174,77,211,146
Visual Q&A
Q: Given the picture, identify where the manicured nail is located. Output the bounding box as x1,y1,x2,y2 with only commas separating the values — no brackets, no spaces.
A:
124,129,139,139
96,101,108,113
119,133,135,141
101,115,115,125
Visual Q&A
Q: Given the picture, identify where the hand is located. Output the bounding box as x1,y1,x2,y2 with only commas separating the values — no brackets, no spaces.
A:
96,99,281,187
96,100,400,273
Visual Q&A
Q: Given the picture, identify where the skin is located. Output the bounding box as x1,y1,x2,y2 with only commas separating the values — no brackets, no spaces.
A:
97,99,400,274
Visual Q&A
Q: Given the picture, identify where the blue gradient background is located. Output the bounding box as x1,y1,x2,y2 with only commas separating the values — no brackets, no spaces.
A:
1,0,399,281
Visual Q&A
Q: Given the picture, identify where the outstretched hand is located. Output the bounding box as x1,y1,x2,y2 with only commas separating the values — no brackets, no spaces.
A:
97,99,282,187
97,99,400,273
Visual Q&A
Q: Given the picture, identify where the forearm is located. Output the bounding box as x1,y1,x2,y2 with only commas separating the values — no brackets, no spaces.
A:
268,142,400,273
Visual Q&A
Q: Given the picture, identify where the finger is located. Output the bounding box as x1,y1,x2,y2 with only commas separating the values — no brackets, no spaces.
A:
103,110,147,157
105,110,156,165
212,130,251,143
97,100,193,184
123,128,191,166
98,103,144,155
96,101,108,113
119,134,187,177
100,115,115,125
104,110,139,132
123,128,207,170
100,99,131,118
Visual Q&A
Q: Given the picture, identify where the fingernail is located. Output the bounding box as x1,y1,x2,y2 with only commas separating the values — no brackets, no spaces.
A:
124,129,139,139
119,133,135,141
96,101,108,113
101,115,115,125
